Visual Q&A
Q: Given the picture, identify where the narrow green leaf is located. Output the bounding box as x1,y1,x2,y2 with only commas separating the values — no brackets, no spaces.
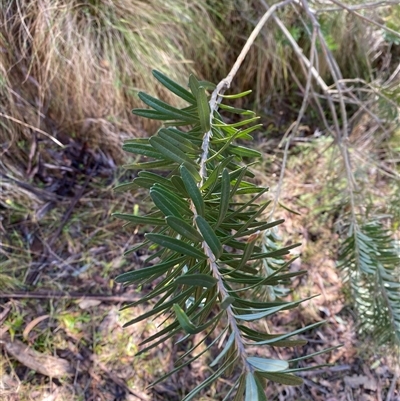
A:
123,288,193,327
124,241,150,255
219,103,255,115
173,304,222,335
256,372,303,386
251,321,325,345
150,189,184,218
150,323,224,387
230,202,272,240
239,326,308,347
122,280,176,309
235,187,265,194
216,169,230,228
140,319,180,347
138,92,198,123
152,184,190,211
238,123,263,137
249,242,302,260
123,160,173,170
123,138,150,145
284,364,332,374
288,345,340,363
166,216,203,242
150,291,214,350
115,256,186,283
150,136,197,166
207,131,243,163
158,128,199,154
234,220,285,239
169,127,202,141
176,309,221,359
233,304,290,321
146,233,206,259
180,165,205,216
183,355,239,401
112,213,166,226
245,373,258,401
113,182,138,192
132,108,175,120
181,104,199,116
173,304,199,334
152,70,196,104
278,202,301,215
210,332,235,367
130,177,158,189
198,80,216,90
197,86,211,133
138,171,175,188
222,376,243,401
137,324,183,356
122,143,163,159
200,156,234,191
220,89,252,99
229,145,262,158
225,240,256,275
175,274,217,288
171,175,189,196
213,117,260,129
188,74,200,98
196,215,223,259
247,357,288,372
183,162,201,182
233,374,246,401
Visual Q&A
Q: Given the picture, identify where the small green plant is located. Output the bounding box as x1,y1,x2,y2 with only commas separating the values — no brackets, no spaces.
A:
113,68,331,399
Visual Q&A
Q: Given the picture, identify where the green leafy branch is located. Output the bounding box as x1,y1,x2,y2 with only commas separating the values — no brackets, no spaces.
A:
112,3,334,399
338,221,400,350
113,67,331,399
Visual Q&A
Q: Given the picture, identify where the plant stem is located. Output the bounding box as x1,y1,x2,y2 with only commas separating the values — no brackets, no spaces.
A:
196,0,294,372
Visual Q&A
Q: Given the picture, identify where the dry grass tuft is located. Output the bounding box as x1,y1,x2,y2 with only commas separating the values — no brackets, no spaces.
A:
209,0,387,112
1,1,392,167
0,0,225,168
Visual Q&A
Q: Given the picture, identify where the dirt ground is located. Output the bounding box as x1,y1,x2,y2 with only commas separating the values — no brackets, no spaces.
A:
1,134,399,401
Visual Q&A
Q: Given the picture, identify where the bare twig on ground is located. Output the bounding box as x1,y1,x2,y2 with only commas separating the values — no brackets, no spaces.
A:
0,291,140,303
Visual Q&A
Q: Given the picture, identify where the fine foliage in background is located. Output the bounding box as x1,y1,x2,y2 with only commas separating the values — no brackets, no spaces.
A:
338,221,400,349
114,70,326,399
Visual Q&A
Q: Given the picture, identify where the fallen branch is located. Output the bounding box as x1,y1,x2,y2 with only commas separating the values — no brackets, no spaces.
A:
0,334,73,379
0,291,140,303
